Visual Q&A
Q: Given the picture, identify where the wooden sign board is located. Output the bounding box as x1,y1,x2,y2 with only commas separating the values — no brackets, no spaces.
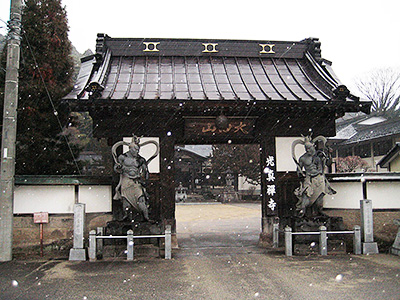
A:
184,117,256,139
34,212,49,224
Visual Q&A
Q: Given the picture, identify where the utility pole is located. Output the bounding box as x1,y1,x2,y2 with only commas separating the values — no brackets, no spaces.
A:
0,0,22,262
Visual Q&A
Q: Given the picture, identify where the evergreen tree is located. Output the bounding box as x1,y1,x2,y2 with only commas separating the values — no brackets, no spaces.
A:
1,0,81,175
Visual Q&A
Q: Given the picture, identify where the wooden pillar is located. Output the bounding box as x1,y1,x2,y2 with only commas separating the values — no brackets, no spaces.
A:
259,137,278,246
159,134,176,226
159,134,178,247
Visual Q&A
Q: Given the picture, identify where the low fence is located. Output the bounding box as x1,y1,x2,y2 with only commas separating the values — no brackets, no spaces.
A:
88,225,172,260
273,224,362,256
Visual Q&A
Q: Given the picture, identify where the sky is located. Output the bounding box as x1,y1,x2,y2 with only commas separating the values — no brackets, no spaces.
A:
1,0,400,94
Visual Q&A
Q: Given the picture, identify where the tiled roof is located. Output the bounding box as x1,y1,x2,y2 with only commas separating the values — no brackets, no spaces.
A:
332,115,400,145
343,118,400,144
377,142,400,167
64,35,369,113
331,124,358,141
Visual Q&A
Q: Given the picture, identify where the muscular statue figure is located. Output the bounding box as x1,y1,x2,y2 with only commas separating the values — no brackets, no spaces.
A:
112,135,159,222
292,136,336,217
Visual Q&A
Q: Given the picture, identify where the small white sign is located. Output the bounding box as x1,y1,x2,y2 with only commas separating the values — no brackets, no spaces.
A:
33,212,49,224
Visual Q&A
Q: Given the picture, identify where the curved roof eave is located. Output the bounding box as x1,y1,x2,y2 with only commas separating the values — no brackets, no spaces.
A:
63,35,371,116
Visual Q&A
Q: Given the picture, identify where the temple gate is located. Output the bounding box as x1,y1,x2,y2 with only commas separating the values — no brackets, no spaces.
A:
64,34,370,245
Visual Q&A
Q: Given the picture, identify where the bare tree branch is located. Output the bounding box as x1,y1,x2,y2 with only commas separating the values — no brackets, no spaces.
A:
355,68,400,115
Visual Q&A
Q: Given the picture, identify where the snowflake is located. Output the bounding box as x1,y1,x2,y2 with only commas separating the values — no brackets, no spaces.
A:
268,199,277,211
266,156,275,167
267,185,276,196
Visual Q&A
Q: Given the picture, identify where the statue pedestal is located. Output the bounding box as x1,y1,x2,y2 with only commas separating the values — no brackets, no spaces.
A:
282,215,347,254
105,219,162,237
94,220,164,259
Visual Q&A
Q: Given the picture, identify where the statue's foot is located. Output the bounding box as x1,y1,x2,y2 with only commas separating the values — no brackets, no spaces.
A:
144,217,157,223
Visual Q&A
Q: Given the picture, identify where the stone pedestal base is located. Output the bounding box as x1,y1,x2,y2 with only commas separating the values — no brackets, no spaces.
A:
363,242,379,254
102,244,161,258
391,246,400,256
135,245,160,257
390,220,400,256
294,240,346,256
171,234,179,249
69,248,86,261
258,232,273,248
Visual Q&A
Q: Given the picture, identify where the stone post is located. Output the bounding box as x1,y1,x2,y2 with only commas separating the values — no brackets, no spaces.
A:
165,225,172,259
69,203,87,261
360,199,379,254
127,230,134,261
273,223,279,248
96,227,104,259
284,226,292,257
88,230,96,261
353,225,361,255
319,226,327,256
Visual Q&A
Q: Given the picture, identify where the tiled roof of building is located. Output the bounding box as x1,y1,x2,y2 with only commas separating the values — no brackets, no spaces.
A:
344,118,400,144
64,34,370,114
332,114,400,145
377,142,400,168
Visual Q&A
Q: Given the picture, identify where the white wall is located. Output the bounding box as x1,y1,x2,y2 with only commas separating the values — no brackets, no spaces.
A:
123,137,160,173
275,137,304,172
325,180,400,210
366,181,400,209
79,185,112,213
14,185,75,214
324,182,363,209
14,185,112,214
